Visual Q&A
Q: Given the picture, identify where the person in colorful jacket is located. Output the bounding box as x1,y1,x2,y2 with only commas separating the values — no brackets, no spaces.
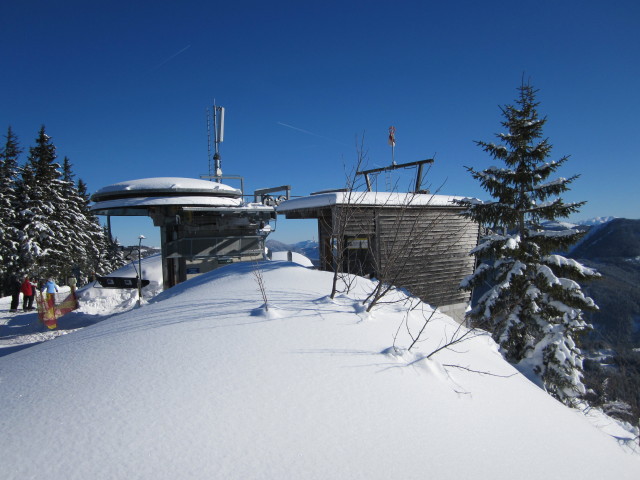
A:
41,278,59,300
20,275,36,311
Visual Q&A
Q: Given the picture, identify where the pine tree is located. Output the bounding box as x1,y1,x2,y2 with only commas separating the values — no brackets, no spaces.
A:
76,178,104,278
457,81,599,405
2,125,127,285
15,126,69,279
0,127,22,294
59,157,93,280
77,178,125,277
102,226,126,274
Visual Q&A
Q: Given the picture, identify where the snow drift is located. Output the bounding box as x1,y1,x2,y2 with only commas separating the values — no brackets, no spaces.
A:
0,258,638,479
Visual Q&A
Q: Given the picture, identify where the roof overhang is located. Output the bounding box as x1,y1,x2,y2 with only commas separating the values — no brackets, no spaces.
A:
276,191,469,219
90,195,244,216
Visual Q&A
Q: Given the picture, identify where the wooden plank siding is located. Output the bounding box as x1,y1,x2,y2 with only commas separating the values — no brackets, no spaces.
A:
327,205,479,308
282,202,479,309
373,206,478,307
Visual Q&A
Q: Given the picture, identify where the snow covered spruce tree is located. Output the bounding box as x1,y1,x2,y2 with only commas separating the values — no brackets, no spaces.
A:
456,81,599,405
0,127,23,294
14,127,75,278
60,157,97,279
77,178,126,276
2,125,125,282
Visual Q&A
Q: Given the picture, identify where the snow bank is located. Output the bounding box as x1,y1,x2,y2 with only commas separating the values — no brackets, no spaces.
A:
75,254,164,316
0,262,638,479
269,250,314,267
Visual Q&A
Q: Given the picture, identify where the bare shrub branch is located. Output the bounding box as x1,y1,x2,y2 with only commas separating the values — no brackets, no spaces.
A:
252,260,269,311
442,364,518,378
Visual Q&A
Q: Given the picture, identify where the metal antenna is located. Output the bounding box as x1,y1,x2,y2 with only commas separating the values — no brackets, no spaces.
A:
206,108,213,178
212,102,225,181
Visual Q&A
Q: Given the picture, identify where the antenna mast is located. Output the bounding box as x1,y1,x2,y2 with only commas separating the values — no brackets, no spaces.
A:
206,108,213,178
212,103,225,182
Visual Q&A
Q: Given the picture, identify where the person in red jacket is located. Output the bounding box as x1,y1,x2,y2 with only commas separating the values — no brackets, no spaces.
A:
21,275,35,312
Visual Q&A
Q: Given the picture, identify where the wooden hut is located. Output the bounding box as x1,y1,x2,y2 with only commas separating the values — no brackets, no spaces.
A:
277,190,479,322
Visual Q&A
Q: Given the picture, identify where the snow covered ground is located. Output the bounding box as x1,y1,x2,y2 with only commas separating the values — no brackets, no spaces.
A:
1,255,638,479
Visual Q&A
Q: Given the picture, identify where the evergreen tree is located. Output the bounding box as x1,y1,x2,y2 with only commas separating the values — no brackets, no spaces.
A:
457,81,599,405
59,157,93,279
2,124,127,286
0,127,22,294
102,226,126,275
76,178,104,278
77,178,125,277
14,126,69,279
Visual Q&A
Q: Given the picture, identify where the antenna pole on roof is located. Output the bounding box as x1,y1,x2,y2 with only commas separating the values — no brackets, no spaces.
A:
212,102,225,182
206,108,213,178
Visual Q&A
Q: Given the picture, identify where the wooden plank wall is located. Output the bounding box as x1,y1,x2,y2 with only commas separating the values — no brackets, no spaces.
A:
345,205,479,308
312,204,479,309
317,211,333,272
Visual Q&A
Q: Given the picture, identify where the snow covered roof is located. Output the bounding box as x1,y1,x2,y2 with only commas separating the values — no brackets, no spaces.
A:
91,177,242,202
277,191,466,213
90,177,246,215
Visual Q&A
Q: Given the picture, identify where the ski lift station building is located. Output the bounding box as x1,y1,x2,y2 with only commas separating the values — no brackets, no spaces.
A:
90,177,278,290
276,190,480,322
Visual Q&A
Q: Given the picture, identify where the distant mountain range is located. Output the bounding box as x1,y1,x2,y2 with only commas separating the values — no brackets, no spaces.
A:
123,245,162,260
576,216,618,226
567,218,640,342
541,217,618,231
566,218,640,421
570,218,640,259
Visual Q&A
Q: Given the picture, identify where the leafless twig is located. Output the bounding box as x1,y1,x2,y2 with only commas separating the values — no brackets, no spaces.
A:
442,364,518,378
252,261,269,311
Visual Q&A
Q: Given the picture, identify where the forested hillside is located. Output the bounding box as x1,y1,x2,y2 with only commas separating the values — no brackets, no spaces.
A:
569,219,640,423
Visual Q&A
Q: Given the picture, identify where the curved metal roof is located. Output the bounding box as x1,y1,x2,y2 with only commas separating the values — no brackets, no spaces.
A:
90,177,245,216
91,177,242,203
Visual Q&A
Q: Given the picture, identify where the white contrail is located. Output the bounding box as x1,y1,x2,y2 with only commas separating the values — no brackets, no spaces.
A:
277,121,347,145
154,45,191,70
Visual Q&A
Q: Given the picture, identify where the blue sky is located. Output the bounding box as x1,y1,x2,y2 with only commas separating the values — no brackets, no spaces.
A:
2,0,638,246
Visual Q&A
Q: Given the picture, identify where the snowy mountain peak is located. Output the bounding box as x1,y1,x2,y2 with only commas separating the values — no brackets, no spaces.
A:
577,216,618,226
